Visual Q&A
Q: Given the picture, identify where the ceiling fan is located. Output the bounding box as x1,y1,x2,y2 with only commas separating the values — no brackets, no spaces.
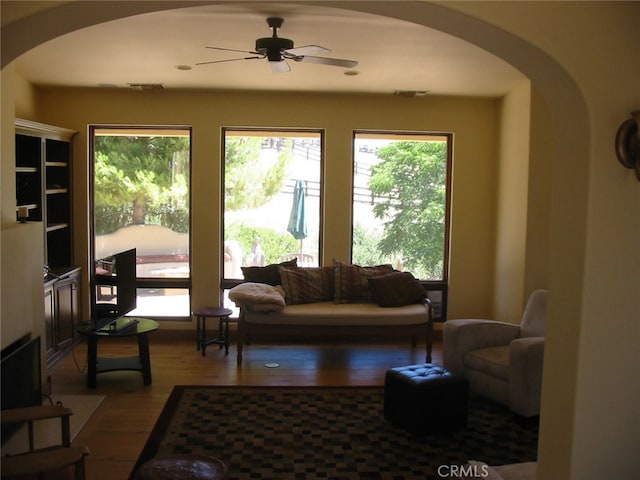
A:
196,17,358,73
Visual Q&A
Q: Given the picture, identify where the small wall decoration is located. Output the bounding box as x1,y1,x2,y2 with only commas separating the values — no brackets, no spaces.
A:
615,110,640,181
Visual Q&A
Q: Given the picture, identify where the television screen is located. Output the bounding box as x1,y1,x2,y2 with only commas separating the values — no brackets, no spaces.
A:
1,336,42,443
94,248,137,327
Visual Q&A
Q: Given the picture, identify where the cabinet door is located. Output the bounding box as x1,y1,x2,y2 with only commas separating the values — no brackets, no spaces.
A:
44,284,55,354
54,277,79,348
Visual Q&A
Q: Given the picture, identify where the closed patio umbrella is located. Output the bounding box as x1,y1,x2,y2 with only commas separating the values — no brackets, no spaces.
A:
287,179,308,255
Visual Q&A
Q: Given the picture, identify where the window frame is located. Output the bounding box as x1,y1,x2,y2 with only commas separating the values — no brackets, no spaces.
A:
351,130,453,321
89,125,193,321
220,127,325,286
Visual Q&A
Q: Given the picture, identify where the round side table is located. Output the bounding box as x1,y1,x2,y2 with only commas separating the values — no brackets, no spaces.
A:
135,454,228,480
193,307,233,356
75,318,159,388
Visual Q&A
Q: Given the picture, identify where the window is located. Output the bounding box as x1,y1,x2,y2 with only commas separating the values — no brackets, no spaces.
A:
221,128,323,308
90,126,191,319
353,132,452,317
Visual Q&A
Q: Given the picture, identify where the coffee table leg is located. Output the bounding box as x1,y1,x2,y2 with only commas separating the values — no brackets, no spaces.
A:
426,320,433,364
223,316,230,355
218,317,224,350
200,316,207,356
87,336,98,389
138,333,152,385
196,315,201,351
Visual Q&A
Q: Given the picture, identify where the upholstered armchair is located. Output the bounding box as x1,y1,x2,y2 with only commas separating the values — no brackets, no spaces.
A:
443,289,547,417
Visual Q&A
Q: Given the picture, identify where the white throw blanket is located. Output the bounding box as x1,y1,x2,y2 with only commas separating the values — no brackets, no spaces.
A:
229,282,286,312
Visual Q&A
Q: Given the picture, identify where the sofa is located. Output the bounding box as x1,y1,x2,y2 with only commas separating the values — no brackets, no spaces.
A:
229,260,433,366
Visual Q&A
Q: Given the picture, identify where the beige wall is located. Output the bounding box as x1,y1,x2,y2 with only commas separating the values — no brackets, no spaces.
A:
494,81,531,322
13,70,38,120
493,81,552,323
0,66,46,350
31,87,501,323
1,222,44,349
524,86,552,298
1,64,46,350
1,65,16,226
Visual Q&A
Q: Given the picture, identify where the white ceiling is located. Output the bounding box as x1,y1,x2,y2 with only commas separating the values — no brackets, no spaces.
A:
13,3,525,96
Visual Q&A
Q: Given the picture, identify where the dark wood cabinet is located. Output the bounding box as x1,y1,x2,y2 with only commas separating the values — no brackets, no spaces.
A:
44,283,55,355
44,268,81,368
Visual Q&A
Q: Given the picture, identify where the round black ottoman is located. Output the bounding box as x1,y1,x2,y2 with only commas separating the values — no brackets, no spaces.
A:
135,454,228,480
384,363,469,435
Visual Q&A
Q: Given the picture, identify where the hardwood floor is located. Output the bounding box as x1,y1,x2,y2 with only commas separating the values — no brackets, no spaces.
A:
49,330,442,479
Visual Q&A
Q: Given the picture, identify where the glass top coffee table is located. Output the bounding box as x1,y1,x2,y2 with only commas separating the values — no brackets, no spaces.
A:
75,318,159,389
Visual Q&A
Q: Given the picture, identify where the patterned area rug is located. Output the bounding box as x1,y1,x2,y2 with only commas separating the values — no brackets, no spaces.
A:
130,386,537,480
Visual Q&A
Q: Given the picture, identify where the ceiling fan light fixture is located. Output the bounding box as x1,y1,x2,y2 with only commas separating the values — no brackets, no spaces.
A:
270,60,291,73
256,36,294,57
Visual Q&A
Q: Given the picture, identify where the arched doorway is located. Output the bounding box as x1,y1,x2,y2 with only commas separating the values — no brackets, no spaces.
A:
3,3,590,477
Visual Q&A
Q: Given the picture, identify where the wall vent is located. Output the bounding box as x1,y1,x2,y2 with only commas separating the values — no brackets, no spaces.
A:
128,83,165,92
392,90,428,97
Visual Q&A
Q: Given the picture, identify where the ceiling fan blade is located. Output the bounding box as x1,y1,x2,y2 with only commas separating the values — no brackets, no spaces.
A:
269,60,291,73
205,46,260,55
297,56,358,68
196,56,263,66
285,45,330,56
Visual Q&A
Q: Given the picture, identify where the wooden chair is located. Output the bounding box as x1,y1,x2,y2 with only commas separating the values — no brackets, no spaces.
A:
1,404,89,479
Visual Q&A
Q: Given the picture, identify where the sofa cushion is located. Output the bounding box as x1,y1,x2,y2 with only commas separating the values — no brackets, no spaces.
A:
243,301,431,326
228,282,286,312
368,271,426,307
333,260,393,303
464,346,510,381
241,259,297,286
279,266,334,304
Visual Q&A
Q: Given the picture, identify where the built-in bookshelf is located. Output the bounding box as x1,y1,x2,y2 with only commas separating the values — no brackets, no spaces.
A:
15,119,76,269
15,119,80,366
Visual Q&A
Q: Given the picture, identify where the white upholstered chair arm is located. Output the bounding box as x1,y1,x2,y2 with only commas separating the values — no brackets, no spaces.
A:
443,319,520,375
508,337,545,417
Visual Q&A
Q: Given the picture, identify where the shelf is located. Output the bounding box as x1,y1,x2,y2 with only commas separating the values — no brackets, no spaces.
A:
15,203,39,210
95,356,144,374
15,118,77,269
46,223,69,233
